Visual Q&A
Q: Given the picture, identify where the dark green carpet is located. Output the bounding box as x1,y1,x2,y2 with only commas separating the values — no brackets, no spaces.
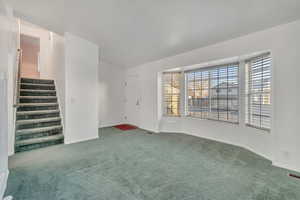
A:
6,128,300,200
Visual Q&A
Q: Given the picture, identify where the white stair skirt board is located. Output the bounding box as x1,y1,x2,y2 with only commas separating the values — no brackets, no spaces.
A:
0,75,12,200
0,170,12,200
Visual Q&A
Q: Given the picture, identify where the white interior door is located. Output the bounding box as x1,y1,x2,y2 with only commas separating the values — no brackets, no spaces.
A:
125,74,141,127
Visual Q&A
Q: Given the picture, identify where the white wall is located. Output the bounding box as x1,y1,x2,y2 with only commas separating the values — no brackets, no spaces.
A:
6,17,18,157
125,20,300,172
0,7,9,193
98,61,125,127
0,0,16,198
49,32,65,126
64,33,99,144
0,75,8,200
5,16,18,157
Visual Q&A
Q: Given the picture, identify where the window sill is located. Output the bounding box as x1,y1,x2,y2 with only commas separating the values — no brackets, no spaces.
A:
185,116,239,125
162,115,240,125
162,115,181,118
245,124,271,133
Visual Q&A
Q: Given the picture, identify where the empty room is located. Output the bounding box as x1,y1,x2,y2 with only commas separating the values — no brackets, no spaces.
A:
1,0,300,199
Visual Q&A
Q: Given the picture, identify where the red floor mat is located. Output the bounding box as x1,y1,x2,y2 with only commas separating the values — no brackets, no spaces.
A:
114,124,137,131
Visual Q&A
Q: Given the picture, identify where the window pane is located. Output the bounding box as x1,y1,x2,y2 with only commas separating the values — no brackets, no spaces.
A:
228,111,238,123
219,112,227,121
185,63,239,123
163,72,181,116
209,110,219,120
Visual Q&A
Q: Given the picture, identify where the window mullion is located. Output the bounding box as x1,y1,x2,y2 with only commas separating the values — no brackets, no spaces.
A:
217,68,220,120
260,58,263,128
180,71,185,116
200,72,203,119
227,65,229,121
193,72,196,116
208,71,211,118
248,61,252,125
171,73,173,115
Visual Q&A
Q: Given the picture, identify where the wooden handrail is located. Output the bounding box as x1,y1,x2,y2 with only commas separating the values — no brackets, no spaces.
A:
13,48,22,107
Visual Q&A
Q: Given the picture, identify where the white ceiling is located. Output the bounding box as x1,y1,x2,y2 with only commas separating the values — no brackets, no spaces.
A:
8,0,300,68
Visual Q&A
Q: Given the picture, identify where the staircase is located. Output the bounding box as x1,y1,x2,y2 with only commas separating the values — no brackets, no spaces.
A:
15,78,64,153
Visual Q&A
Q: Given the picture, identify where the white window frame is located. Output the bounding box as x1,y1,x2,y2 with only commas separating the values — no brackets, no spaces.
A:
162,71,182,117
184,63,240,124
245,53,272,131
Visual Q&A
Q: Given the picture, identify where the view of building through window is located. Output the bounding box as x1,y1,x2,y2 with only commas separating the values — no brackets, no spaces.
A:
186,64,239,123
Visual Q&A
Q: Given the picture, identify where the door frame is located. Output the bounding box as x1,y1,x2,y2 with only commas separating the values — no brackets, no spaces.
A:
125,73,141,127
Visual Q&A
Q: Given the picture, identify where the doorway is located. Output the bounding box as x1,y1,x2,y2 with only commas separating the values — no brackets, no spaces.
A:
20,34,40,79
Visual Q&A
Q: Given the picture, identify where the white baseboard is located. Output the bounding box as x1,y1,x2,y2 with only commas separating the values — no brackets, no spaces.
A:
140,126,160,134
65,135,99,145
272,162,300,173
98,122,125,128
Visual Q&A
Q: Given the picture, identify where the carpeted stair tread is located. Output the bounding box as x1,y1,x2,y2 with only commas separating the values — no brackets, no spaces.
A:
17,117,61,125
20,83,55,90
20,83,54,86
17,109,60,116
16,125,63,136
20,90,56,97
21,77,54,85
21,77,54,81
20,89,56,93
17,103,59,111
19,90,57,97
15,134,64,147
16,110,60,120
17,104,59,112
19,96,57,99
19,96,58,103
18,103,58,107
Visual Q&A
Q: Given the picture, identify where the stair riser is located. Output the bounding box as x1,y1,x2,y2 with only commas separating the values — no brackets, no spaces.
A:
17,120,61,130
16,129,62,140
15,139,64,153
20,91,56,96
17,112,60,120
20,84,55,90
17,105,59,112
19,98,57,103
21,78,54,85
